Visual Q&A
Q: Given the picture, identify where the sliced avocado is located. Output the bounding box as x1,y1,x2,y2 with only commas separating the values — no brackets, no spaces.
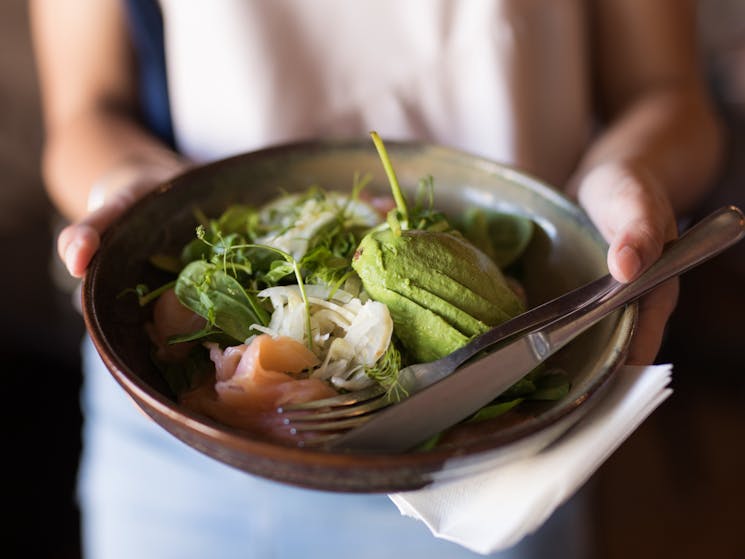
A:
352,228,524,362
361,282,470,363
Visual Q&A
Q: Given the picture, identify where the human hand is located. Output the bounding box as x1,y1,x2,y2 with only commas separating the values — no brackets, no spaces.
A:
58,159,188,278
570,162,680,365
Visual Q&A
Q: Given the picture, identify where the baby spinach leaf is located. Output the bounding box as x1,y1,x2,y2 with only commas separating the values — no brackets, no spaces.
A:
181,237,211,265
216,204,257,235
158,345,213,397
174,260,268,343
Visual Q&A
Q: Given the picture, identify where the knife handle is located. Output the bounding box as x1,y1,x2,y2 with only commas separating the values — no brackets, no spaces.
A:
535,205,745,359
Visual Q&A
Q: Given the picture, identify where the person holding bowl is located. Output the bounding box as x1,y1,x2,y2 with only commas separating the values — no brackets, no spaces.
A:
30,1,723,557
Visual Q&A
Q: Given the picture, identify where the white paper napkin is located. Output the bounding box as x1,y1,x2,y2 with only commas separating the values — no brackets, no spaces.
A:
389,364,673,555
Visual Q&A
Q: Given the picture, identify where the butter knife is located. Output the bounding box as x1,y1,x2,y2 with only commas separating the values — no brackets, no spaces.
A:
329,205,745,452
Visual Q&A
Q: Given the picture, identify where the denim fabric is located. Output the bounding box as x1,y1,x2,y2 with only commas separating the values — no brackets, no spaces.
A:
78,336,588,559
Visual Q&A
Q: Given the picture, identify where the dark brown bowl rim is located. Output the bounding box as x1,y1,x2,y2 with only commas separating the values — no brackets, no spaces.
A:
82,138,636,491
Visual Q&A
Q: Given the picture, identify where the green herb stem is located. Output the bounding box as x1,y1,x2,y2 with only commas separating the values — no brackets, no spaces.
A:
208,239,314,351
370,131,408,225
118,280,176,307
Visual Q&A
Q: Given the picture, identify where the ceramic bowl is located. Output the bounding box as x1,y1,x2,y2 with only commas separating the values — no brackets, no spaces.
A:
82,139,635,492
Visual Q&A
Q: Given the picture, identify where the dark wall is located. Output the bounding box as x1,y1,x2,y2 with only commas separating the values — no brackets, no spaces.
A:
1,2,84,558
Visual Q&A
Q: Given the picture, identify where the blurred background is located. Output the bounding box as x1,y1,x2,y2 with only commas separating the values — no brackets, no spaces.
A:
2,2,84,559
2,1,743,558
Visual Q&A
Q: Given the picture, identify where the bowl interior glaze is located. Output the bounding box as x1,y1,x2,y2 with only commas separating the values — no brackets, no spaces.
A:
83,139,635,493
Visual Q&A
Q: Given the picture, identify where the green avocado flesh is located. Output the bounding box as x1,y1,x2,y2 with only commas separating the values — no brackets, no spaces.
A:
352,228,525,362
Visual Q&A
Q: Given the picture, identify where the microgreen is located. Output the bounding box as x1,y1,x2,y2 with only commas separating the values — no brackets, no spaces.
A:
133,133,553,438
192,229,314,350
118,280,176,306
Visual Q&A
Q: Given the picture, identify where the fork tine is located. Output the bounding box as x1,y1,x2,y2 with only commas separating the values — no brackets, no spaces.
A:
280,393,392,422
276,385,394,445
287,413,376,433
277,384,385,412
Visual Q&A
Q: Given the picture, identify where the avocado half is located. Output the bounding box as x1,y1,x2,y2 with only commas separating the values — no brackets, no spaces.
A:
352,228,524,362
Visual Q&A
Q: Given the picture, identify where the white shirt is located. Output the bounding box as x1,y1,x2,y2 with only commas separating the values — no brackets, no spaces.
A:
159,0,591,187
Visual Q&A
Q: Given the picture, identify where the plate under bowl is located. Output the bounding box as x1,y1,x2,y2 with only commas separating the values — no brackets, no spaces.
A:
82,139,635,493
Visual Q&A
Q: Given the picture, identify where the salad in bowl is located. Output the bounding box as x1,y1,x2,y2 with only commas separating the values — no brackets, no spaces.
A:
130,133,559,445
82,134,633,491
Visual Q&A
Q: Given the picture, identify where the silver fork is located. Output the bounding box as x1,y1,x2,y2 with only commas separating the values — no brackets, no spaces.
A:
278,205,745,446
277,273,618,429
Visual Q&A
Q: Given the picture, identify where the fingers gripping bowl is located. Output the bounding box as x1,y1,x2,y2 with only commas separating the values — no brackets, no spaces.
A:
82,139,635,492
